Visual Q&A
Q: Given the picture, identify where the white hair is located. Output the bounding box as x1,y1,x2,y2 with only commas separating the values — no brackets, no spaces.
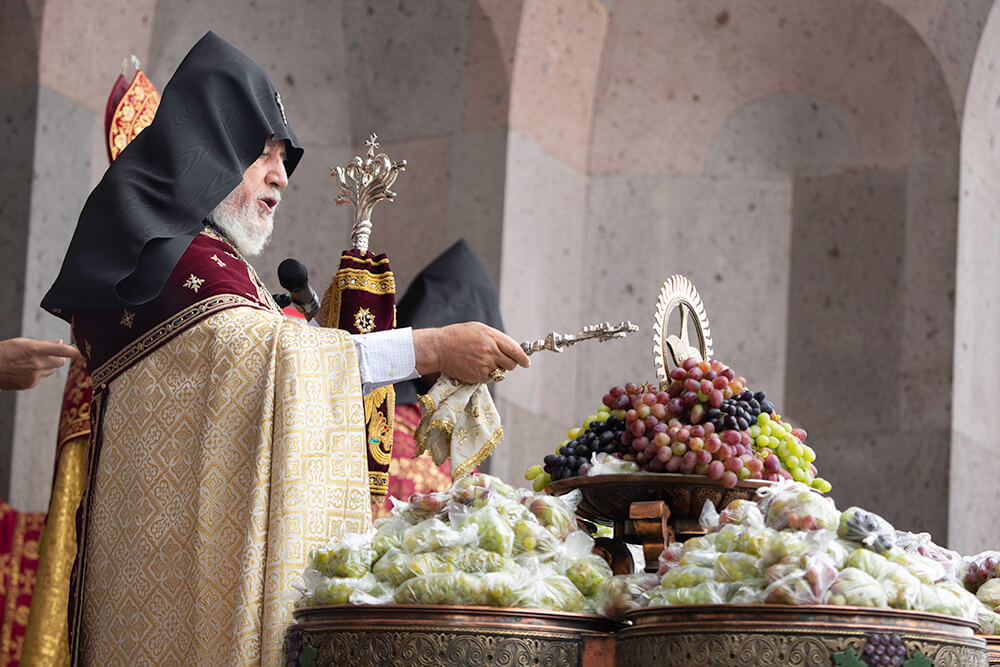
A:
205,184,278,257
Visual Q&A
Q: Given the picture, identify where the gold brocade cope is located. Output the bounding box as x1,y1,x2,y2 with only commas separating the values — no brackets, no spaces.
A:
323,250,397,501
77,307,369,665
415,376,504,479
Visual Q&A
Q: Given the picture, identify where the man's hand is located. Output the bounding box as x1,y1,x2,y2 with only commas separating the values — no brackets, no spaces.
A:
413,322,530,385
0,338,83,390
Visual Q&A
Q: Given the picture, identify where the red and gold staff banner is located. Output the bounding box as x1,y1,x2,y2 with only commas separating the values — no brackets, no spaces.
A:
323,250,396,501
105,69,160,163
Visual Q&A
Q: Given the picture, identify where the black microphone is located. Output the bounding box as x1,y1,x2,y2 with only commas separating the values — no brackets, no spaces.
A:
278,258,320,321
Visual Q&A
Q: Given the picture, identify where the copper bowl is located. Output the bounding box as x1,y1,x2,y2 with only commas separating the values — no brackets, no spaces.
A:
285,604,620,667
547,473,770,523
617,604,987,667
983,634,1000,665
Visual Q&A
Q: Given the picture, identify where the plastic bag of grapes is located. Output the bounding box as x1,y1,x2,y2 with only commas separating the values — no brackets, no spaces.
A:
718,499,765,530
401,518,477,554
824,567,888,608
408,552,458,577
565,554,614,597
919,580,982,620
508,565,586,612
678,544,718,569
521,491,581,539
440,546,515,574
886,547,948,585
587,452,639,476
451,505,515,556
757,528,826,567
372,514,408,558
977,578,1000,611
712,523,775,558
594,573,660,620
451,473,517,505
894,530,961,581
713,552,762,583
698,499,720,531
880,564,922,609
661,564,716,589
837,506,896,554
978,608,1000,634
482,569,522,607
657,542,685,577
756,480,840,532
512,519,561,563
394,571,489,606
846,548,899,581
762,553,837,605
959,550,1000,592
309,572,378,606
398,491,453,523
372,548,418,586
310,531,378,579
649,581,728,606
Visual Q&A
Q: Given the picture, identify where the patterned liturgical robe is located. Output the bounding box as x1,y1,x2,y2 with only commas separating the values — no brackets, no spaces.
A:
70,231,371,664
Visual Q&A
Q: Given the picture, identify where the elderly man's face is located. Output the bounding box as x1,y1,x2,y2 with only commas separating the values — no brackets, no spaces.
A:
207,138,289,256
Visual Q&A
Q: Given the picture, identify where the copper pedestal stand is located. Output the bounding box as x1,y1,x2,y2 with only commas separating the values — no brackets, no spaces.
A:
285,604,619,667
548,473,769,572
616,605,988,667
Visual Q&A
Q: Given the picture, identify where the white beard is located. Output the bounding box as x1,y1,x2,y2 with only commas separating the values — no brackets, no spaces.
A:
206,186,276,257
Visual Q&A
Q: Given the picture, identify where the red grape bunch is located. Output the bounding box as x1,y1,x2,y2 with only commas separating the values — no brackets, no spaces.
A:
525,356,831,493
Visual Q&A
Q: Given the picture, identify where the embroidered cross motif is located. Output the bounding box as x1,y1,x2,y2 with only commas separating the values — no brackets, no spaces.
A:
275,91,287,125
210,254,227,267
120,309,135,328
183,274,205,293
84,341,92,357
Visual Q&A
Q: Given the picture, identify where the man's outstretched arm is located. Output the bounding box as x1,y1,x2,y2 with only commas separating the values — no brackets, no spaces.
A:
0,338,83,390
413,322,530,385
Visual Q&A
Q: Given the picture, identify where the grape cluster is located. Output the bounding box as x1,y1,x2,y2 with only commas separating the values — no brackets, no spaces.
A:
523,356,830,493
542,415,628,482
861,633,906,666
705,390,774,433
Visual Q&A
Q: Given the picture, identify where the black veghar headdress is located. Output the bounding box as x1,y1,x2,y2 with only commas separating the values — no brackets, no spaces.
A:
42,31,302,318
394,239,505,404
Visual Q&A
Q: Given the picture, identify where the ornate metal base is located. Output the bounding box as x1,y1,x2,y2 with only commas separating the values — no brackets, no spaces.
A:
983,634,1000,666
548,474,769,571
617,605,988,667
285,605,618,667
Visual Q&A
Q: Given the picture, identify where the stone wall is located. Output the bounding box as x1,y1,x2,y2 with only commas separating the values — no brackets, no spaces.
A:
0,0,995,554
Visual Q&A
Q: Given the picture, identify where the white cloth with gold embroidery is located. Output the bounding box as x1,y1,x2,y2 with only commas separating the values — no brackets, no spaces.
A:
415,376,503,479
80,307,370,665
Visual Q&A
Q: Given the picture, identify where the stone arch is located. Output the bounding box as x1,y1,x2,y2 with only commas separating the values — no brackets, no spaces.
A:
952,0,1000,553
491,0,611,483
571,0,959,539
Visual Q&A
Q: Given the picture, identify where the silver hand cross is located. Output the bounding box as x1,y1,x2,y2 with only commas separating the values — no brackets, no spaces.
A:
520,321,639,356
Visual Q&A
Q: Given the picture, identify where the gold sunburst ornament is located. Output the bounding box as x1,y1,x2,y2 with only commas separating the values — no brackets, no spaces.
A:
353,307,376,333
652,274,713,386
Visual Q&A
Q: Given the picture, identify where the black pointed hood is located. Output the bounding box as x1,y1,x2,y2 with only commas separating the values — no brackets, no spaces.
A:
395,239,504,404
42,31,303,317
